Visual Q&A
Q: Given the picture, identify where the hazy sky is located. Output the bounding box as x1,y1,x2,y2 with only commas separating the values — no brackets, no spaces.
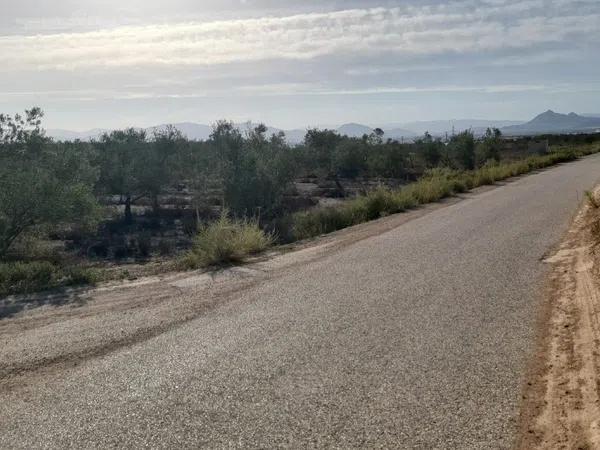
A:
1,0,599,130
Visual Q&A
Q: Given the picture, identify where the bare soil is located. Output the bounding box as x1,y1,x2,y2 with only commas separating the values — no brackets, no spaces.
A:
517,190,600,449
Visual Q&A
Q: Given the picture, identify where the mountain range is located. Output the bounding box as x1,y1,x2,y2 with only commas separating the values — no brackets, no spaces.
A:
46,111,600,143
381,119,524,136
502,111,600,135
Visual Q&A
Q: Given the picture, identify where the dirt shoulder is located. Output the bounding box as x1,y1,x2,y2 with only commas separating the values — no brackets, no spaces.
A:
517,190,600,449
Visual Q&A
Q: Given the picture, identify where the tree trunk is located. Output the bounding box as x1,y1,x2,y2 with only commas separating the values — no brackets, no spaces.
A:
124,195,132,224
0,224,27,259
152,194,160,216
334,176,346,198
0,240,10,259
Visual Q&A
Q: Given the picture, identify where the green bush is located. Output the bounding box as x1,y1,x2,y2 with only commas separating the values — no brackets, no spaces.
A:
64,267,100,286
0,261,57,296
158,240,174,256
182,213,274,268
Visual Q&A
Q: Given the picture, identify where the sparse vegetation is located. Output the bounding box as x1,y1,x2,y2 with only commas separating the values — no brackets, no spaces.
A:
1,106,600,296
291,147,595,239
0,261,98,297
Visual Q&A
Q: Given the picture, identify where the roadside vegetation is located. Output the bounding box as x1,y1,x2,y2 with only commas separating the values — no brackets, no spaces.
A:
292,147,596,239
2,107,600,296
0,262,98,297
182,212,273,269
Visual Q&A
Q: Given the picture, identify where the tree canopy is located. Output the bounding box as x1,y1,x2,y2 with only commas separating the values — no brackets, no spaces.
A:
0,109,99,257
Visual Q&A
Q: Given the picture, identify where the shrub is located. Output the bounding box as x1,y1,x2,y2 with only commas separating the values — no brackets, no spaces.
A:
64,267,99,285
158,240,174,256
182,212,273,268
404,177,454,204
113,245,131,260
0,261,100,297
136,232,152,257
0,261,57,296
357,187,397,219
88,241,110,258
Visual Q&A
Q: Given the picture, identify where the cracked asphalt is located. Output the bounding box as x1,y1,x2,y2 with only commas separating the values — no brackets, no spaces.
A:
2,154,600,449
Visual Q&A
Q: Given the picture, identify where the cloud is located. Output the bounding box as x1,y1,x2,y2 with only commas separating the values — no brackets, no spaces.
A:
1,1,598,71
6,81,598,103
1,0,599,130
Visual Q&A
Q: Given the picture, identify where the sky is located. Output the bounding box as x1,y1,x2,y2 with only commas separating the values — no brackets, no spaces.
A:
1,0,600,130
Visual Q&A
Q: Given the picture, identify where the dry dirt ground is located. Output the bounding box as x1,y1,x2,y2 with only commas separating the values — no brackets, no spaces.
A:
518,190,600,449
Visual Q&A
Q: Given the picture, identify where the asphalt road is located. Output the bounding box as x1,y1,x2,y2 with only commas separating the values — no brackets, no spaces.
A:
2,155,600,449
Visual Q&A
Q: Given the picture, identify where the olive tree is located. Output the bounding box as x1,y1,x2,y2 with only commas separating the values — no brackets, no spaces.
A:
94,128,147,223
449,130,476,170
0,108,99,258
143,125,187,214
478,127,503,164
95,125,187,221
208,122,295,218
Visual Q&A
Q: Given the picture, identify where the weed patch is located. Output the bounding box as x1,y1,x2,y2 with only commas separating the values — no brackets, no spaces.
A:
0,261,99,297
182,213,274,268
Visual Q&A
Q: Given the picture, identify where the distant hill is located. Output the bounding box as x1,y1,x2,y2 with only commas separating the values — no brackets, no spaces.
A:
385,128,418,140
502,110,600,135
51,113,596,144
148,122,212,140
320,123,416,140
395,119,524,136
49,122,221,142
46,128,109,141
234,122,305,143
279,129,307,143
337,123,374,138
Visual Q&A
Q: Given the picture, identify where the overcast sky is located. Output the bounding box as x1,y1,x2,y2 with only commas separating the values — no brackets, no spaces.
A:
1,0,599,130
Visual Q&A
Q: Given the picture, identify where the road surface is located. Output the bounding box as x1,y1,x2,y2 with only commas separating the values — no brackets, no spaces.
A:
2,155,600,449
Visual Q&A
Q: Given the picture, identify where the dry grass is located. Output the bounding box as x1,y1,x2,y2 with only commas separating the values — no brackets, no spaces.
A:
182,212,274,268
